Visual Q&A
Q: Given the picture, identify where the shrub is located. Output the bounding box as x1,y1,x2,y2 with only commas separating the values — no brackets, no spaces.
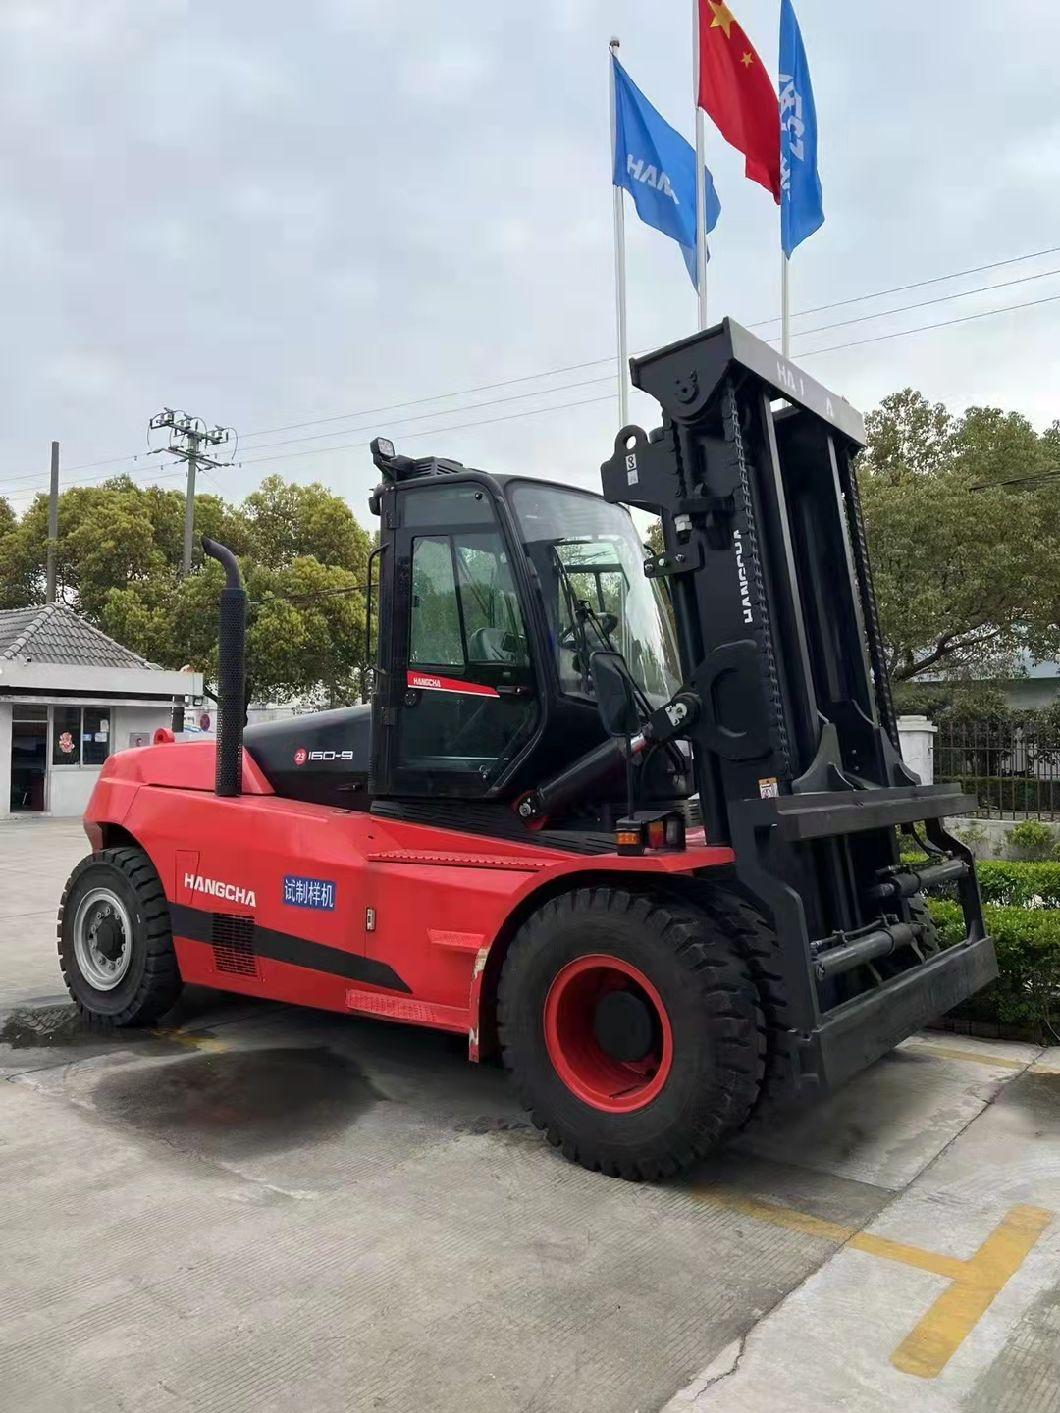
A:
1009,818,1056,861
955,821,987,851
927,898,1060,1040
974,861,1060,908
901,855,1060,908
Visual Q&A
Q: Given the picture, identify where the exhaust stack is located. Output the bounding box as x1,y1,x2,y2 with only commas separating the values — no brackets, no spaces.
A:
202,537,246,798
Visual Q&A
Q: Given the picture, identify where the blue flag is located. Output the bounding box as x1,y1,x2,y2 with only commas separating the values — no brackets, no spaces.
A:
779,0,824,257
612,56,720,289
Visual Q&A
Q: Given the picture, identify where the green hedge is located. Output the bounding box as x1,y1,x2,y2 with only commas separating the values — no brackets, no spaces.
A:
975,861,1060,908
902,855,1060,908
927,898,1060,1039
936,774,1060,814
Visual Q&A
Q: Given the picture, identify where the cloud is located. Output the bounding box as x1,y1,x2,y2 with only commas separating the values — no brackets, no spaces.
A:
397,41,496,101
44,350,126,399
2,0,1060,521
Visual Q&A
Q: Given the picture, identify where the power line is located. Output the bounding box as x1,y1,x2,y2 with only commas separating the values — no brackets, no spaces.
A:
797,289,1060,359
789,265,1060,343
970,469,1060,491
234,392,617,467
234,290,1060,465
219,374,616,458
212,266,1060,463
5,243,1060,496
751,243,1060,327
252,582,370,607
230,244,1060,444
0,449,160,490
6,280,1057,502
2,461,186,501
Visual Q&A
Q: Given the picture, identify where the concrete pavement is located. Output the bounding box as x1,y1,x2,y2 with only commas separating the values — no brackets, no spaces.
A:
0,814,86,1004
0,818,1057,1411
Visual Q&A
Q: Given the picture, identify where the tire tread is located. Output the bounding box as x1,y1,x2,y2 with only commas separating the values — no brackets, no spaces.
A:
57,846,182,1028
497,885,768,1180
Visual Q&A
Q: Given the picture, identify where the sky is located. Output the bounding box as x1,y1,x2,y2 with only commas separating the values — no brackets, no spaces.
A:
2,0,1059,524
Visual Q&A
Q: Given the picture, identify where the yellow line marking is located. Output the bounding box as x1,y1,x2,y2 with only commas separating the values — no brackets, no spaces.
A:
693,1187,1053,1378
902,1040,1026,1070
891,1204,1053,1379
696,1187,859,1245
149,1028,227,1053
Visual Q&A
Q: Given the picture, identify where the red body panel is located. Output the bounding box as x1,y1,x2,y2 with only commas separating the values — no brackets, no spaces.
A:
85,743,734,1056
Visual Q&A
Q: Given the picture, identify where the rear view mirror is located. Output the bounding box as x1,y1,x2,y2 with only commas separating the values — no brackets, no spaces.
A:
590,651,639,738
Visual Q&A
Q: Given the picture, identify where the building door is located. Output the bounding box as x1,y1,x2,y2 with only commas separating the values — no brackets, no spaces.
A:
11,706,48,812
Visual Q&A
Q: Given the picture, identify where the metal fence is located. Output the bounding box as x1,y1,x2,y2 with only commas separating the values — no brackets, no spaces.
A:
936,720,1060,819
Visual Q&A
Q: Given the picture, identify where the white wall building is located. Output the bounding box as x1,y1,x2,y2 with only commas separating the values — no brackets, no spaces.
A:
0,604,202,818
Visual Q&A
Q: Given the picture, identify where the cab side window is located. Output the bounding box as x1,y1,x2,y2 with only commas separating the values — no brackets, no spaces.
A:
400,529,536,782
409,538,463,667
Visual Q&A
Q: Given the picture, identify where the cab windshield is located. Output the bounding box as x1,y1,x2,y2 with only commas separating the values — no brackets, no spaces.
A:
509,481,681,709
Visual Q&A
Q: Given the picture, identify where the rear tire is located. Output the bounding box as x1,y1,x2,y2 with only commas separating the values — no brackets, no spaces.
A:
498,887,766,1180
58,847,182,1027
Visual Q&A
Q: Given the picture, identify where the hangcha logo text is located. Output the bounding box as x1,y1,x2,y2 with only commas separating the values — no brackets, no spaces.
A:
733,530,754,625
184,874,257,908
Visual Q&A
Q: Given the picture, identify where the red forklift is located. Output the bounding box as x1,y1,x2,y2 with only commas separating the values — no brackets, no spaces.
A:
58,320,994,1179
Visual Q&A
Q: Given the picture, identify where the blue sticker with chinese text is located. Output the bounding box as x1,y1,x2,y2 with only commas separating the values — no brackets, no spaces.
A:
283,875,337,911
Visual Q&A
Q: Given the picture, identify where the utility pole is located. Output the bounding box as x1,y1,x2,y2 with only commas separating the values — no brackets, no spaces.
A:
45,441,60,604
148,409,233,576
148,409,233,733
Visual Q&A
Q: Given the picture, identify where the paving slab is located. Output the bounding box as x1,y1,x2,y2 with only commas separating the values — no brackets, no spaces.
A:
0,815,87,1003
669,1047,1060,1413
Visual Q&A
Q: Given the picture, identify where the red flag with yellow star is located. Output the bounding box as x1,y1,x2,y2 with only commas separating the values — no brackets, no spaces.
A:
697,0,780,201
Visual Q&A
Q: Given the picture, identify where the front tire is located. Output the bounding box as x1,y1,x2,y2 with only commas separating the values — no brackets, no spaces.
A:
58,847,182,1027
498,887,766,1180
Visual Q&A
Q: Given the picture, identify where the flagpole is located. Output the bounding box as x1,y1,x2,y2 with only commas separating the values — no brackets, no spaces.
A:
609,37,630,427
781,253,791,357
693,0,709,329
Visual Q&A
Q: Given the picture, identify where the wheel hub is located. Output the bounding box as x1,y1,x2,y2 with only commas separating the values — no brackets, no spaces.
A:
592,990,655,1063
543,954,673,1114
93,915,124,961
73,888,134,991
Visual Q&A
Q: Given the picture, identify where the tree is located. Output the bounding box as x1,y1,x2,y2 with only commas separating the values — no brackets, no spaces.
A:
0,475,373,702
860,390,1060,682
862,388,956,482
241,475,371,576
639,389,1060,687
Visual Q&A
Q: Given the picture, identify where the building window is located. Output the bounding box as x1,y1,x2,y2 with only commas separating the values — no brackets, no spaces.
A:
52,706,111,767
83,708,111,766
53,706,81,765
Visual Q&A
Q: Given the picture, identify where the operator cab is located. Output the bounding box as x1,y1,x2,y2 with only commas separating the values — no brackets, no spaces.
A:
367,439,686,820
245,438,689,824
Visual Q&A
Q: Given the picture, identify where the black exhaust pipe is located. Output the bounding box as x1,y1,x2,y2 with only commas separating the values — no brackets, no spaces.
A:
202,537,246,798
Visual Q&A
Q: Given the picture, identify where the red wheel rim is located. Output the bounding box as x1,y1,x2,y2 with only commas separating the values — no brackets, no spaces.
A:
543,954,673,1113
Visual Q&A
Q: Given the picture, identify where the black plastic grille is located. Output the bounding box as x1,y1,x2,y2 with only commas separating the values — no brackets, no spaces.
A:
210,913,257,976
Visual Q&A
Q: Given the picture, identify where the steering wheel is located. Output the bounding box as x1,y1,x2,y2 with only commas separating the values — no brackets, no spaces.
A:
560,611,618,649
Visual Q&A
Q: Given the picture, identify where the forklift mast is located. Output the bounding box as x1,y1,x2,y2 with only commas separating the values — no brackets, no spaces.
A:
603,316,909,832
600,319,992,1084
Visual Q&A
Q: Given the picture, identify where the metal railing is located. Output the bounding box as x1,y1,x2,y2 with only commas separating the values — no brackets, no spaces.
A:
936,720,1060,819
